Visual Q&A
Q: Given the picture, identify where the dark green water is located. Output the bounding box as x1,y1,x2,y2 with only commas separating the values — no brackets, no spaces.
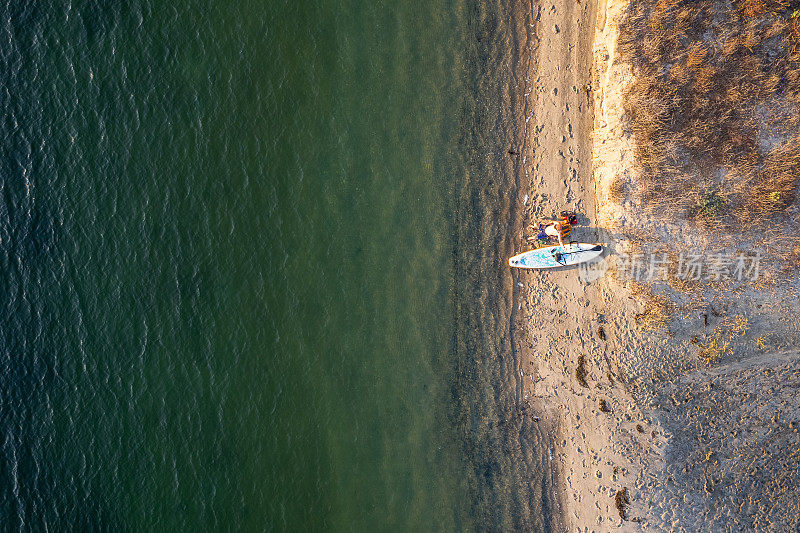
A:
0,1,554,530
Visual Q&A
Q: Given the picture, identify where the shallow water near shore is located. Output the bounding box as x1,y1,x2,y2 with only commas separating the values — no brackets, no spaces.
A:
0,1,551,529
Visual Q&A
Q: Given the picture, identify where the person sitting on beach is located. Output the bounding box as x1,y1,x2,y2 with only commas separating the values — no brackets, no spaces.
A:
536,224,549,245
553,221,572,247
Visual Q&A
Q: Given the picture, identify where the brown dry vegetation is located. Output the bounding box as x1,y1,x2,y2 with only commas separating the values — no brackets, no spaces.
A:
631,281,675,331
696,315,749,363
609,174,627,203
618,0,800,225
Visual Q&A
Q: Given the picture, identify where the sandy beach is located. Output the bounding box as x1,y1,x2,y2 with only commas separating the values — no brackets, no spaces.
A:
512,0,800,529
511,0,639,528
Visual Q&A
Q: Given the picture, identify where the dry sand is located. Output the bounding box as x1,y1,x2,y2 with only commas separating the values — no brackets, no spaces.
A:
512,0,800,530
512,0,653,528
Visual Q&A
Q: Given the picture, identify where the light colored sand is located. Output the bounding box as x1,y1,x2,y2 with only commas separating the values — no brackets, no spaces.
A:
512,0,660,529
514,0,800,529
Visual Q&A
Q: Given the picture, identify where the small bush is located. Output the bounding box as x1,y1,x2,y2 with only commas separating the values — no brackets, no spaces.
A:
697,315,749,364
695,191,726,219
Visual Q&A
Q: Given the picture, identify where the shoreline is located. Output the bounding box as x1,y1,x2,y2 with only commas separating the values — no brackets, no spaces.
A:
511,0,666,528
510,0,672,527
509,0,616,529
507,1,567,530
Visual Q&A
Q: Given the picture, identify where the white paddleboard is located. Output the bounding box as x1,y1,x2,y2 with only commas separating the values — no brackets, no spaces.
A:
509,243,603,269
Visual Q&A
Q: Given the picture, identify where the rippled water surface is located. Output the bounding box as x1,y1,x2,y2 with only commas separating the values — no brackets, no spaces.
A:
0,1,552,530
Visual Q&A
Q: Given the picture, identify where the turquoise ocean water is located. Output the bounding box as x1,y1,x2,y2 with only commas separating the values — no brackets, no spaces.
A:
0,1,554,530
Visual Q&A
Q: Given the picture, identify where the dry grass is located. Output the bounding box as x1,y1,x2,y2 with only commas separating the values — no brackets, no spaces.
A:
618,0,800,225
697,334,730,364
667,271,703,295
631,282,675,331
756,335,768,349
609,175,627,203
697,315,749,363
780,244,800,276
